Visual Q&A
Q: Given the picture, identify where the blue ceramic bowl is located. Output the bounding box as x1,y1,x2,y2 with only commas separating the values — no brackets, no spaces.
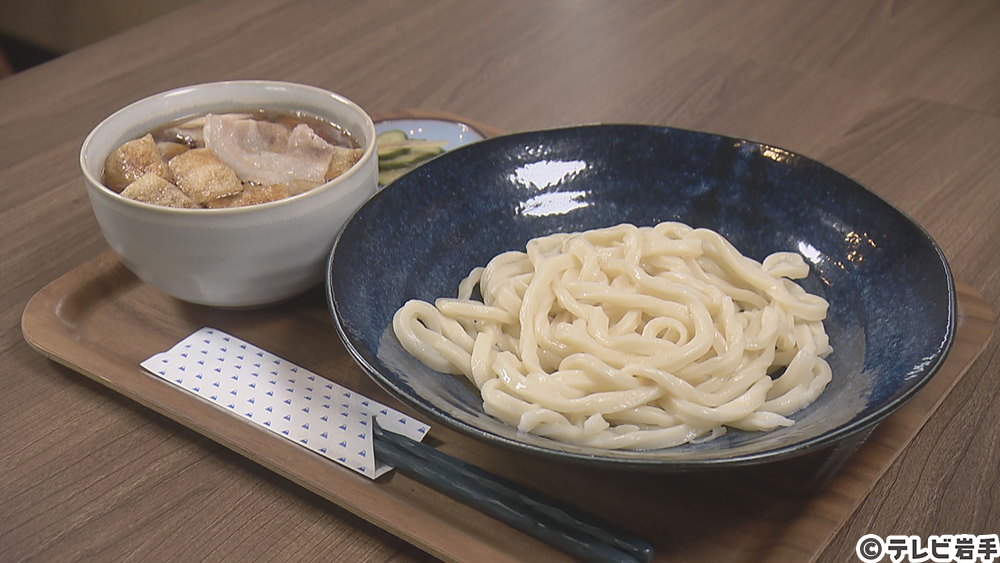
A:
327,125,956,469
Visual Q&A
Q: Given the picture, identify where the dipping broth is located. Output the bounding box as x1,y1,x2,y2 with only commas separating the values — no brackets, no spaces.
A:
102,110,364,209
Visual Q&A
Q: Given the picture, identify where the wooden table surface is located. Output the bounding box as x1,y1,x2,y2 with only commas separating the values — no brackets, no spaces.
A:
2,1,998,561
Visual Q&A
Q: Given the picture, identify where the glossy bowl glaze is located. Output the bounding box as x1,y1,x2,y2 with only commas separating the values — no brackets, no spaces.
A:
327,124,955,469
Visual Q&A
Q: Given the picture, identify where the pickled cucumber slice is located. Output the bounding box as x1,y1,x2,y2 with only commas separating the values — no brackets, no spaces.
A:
376,129,448,185
377,130,408,144
378,168,408,186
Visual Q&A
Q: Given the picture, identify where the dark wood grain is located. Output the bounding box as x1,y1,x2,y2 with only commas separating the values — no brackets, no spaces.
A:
3,1,999,561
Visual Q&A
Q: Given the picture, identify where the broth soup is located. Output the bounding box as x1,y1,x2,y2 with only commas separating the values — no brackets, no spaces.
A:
102,110,363,209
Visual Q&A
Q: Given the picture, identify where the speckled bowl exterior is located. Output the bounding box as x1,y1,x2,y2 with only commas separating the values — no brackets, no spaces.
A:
327,124,956,470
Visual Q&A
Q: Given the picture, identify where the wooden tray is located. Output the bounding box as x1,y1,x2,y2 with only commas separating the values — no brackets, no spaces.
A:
21,251,994,562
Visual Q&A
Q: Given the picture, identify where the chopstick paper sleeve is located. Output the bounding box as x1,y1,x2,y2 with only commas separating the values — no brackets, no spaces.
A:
140,327,430,478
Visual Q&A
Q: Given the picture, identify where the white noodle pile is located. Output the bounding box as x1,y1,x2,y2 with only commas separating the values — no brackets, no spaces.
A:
393,222,832,450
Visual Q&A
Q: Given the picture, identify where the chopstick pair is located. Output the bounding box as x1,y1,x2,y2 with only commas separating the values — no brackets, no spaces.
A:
372,422,654,563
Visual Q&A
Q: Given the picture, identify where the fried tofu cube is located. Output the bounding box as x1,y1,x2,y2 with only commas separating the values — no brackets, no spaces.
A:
287,179,322,196
167,148,242,204
174,163,243,205
103,134,173,193
167,148,224,178
325,146,364,180
120,173,199,208
206,183,291,209
156,141,189,162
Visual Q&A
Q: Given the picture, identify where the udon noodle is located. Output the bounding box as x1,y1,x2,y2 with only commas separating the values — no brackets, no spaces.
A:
392,222,833,450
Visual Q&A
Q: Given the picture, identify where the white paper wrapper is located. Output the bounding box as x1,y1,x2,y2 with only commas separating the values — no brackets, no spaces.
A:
141,327,430,478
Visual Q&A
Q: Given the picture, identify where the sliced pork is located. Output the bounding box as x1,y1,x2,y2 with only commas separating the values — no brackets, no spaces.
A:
204,114,336,185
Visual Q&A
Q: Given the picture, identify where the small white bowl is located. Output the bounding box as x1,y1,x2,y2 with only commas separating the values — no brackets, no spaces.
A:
80,81,378,307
